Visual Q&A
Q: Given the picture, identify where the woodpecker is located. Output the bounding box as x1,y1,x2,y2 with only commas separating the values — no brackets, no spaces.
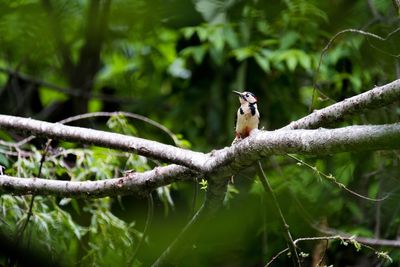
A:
233,90,260,142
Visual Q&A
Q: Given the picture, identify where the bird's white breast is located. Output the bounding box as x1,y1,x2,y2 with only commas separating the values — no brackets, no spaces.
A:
235,103,260,136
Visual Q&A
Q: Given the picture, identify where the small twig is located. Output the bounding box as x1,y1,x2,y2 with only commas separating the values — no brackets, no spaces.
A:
265,247,289,267
18,140,52,234
11,139,52,266
287,154,389,202
1,111,180,154
367,0,382,20
0,147,32,157
266,235,393,267
365,27,400,58
129,193,154,265
315,225,400,248
58,111,180,146
0,66,137,104
152,179,228,266
310,27,400,112
190,177,199,217
315,239,328,267
257,161,301,267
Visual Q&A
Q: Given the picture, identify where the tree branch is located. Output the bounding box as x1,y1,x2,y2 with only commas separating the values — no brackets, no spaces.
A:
203,123,400,176
283,78,400,130
1,113,400,179
0,114,208,171
1,121,399,196
0,165,195,197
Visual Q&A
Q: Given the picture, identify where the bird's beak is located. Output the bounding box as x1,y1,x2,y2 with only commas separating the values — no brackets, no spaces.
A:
232,90,243,96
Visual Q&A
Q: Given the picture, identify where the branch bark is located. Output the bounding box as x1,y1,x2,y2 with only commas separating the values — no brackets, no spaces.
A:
0,114,207,170
1,113,400,196
1,120,399,196
208,123,400,176
0,165,195,197
282,78,400,130
1,78,400,267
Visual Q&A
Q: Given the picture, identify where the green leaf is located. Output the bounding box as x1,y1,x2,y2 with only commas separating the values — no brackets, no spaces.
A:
39,87,68,106
346,202,363,222
193,46,207,64
286,56,297,71
224,25,239,48
368,181,379,199
298,51,311,70
182,27,196,39
232,46,255,61
279,31,299,49
254,53,270,72
0,153,9,168
89,99,101,113
209,47,224,65
209,27,225,52
196,26,208,42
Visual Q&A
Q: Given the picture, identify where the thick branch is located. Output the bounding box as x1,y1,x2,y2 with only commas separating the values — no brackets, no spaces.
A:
1,114,400,177
0,114,207,170
205,123,400,175
0,165,195,198
282,79,400,130
1,121,399,196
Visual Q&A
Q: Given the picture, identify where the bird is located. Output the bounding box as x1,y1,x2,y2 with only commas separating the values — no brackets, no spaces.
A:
232,90,260,143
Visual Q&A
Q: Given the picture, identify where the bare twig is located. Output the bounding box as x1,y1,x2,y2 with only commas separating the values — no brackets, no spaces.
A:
286,154,389,202
0,114,208,171
152,179,228,266
310,28,400,112
316,226,400,248
266,235,393,267
15,140,51,238
11,140,52,267
315,239,328,267
129,193,154,265
58,111,180,146
0,67,137,104
257,161,301,267
265,248,289,267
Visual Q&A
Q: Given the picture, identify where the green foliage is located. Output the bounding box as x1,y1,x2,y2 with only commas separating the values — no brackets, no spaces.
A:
199,178,208,191
83,199,140,267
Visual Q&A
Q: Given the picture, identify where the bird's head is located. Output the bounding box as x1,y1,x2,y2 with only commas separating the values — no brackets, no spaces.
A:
232,91,257,105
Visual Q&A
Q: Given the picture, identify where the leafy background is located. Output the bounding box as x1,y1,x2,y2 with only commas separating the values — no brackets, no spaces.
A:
0,0,399,266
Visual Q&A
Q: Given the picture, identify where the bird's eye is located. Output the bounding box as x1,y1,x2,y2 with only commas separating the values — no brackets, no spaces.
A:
245,93,249,97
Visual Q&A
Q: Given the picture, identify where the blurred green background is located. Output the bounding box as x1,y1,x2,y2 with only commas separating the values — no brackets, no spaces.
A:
0,0,399,266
